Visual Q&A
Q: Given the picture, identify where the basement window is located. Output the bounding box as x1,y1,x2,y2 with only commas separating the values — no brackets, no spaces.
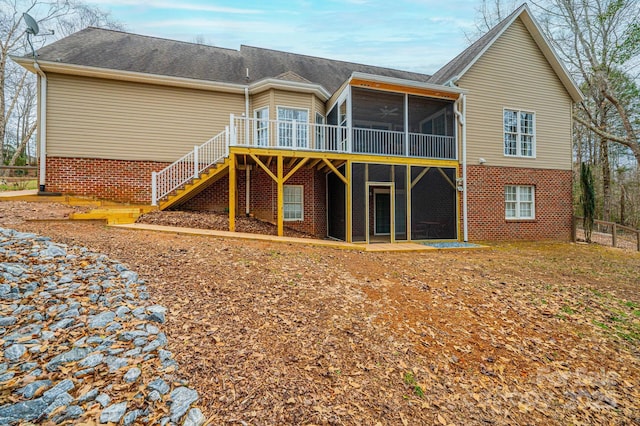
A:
284,185,304,221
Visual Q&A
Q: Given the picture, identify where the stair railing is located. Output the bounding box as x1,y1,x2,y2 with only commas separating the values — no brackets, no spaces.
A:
152,127,229,205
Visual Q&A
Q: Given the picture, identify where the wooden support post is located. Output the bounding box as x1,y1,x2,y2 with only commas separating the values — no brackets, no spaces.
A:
277,155,284,237
228,153,236,232
346,160,352,243
612,223,617,248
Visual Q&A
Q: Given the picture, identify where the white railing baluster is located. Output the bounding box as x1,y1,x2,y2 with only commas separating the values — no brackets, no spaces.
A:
193,145,199,178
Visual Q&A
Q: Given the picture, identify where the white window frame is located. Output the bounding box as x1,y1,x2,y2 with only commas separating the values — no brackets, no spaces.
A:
277,106,309,148
505,185,535,220
503,108,536,158
283,185,304,221
254,107,269,147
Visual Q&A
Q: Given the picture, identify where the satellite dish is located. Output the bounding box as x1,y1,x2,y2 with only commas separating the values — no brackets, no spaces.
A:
23,13,40,35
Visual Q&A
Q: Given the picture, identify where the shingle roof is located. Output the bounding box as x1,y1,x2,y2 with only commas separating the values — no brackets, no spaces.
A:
32,27,432,94
429,4,525,85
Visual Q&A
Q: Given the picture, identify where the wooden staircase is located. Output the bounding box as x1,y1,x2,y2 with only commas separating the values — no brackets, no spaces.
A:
158,158,230,210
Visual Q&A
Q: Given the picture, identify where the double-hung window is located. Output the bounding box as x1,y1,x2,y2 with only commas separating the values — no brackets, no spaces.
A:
505,185,535,219
254,107,269,146
284,185,303,221
277,107,309,148
504,109,535,157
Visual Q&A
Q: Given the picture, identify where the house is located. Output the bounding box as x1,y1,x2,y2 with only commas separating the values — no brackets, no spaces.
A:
13,4,583,243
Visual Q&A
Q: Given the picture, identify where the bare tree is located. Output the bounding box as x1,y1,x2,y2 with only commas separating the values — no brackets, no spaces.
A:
0,0,122,169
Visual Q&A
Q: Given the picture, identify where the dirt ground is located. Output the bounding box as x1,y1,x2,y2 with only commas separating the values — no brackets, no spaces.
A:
1,201,639,425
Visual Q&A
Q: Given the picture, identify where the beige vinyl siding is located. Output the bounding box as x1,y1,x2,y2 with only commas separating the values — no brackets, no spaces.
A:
460,18,573,170
273,89,314,113
46,73,244,162
314,96,326,118
251,91,270,115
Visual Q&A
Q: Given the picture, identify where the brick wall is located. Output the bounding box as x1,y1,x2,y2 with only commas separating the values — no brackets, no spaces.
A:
46,157,169,204
181,164,327,237
466,165,573,241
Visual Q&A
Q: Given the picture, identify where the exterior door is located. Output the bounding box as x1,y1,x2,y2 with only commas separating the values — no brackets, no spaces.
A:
374,190,391,235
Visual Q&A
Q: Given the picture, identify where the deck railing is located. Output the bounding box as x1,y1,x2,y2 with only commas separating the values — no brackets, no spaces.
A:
230,115,456,160
151,129,228,205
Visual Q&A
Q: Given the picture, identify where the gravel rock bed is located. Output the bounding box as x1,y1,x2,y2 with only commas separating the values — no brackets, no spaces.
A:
0,227,204,425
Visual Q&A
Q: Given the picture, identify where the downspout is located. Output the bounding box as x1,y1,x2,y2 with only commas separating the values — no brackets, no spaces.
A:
244,85,249,139
34,62,47,193
454,93,468,242
244,85,250,215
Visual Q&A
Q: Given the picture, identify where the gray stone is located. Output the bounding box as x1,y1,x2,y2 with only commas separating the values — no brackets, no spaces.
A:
146,324,159,334
115,306,131,318
77,388,99,403
79,352,104,368
44,392,73,415
49,317,75,331
100,402,128,423
123,367,141,383
183,408,206,426
89,311,116,328
0,316,17,327
46,347,90,372
133,337,148,347
132,307,146,319
20,362,38,372
41,331,55,340
142,333,167,353
123,409,142,426
146,305,167,324
124,348,142,358
148,378,170,395
4,343,27,361
105,356,129,372
158,349,172,361
86,335,104,345
0,371,15,382
58,274,74,284
60,307,79,318
0,283,11,295
118,330,148,341
74,367,95,377
169,387,199,422
0,398,48,423
95,393,111,408
105,322,122,333
42,379,74,403
107,347,125,356
51,405,84,423
120,270,138,284
3,263,26,277
18,380,52,398
42,244,66,258
147,390,162,402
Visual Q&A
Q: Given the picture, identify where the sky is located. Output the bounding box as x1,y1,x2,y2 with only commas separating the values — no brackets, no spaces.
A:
85,0,483,75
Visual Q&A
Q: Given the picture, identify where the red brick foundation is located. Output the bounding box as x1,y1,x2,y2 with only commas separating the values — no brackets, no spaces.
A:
181,165,327,238
45,157,169,204
466,165,573,241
